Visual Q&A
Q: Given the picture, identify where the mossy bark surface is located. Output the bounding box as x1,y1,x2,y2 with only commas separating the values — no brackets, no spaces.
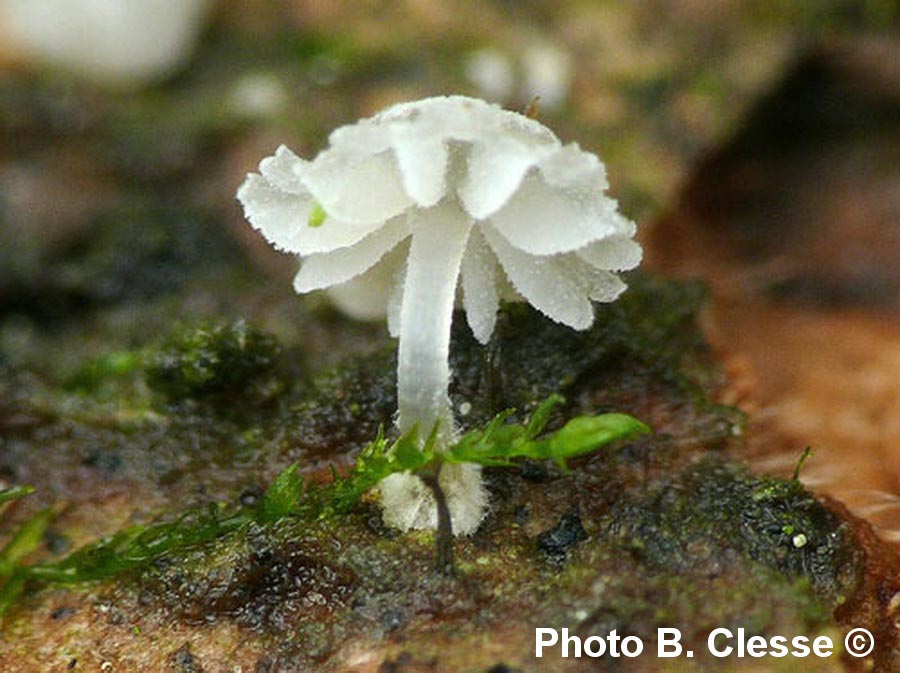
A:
1,275,891,671
1,3,898,670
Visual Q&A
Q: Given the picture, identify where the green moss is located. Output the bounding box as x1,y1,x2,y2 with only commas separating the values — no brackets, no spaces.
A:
605,457,861,606
66,351,142,396
607,272,715,392
26,506,249,586
298,395,649,522
0,274,867,667
0,398,644,611
553,550,836,665
0,508,53,615
445,272,741,457
0,486,34,506
145,320,284,407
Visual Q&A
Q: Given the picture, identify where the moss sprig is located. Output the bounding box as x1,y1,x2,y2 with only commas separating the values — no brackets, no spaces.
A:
0,397,648,614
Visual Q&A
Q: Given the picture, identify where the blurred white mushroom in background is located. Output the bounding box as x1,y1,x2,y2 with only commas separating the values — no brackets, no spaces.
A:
464,49,516,103
0,0,213,87
229,73,289,120
522,41,574,110
464,40,575,110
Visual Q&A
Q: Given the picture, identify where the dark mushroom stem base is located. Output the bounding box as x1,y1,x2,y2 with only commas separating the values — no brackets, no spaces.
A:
417,462,456,576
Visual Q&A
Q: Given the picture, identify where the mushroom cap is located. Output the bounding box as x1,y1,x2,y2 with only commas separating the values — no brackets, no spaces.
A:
237,95,642,344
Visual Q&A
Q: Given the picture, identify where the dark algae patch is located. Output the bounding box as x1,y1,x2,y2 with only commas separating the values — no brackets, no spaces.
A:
448,273,718,422
606,458,860,603
0,275,889,671
536,512,588,563
144,522,356,631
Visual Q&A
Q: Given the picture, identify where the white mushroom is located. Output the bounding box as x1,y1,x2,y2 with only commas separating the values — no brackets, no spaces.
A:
521,41,574,110
237,95,642,535
0,0,211,87
464,48,516,102
463,42,574,110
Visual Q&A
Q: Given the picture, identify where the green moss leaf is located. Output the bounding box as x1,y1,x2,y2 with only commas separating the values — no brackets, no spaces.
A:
0,507,54,616
0,571,27,618
0,486,35,506
28,507,248,584
3,399,648,613
524,394,564,439
535,413,652,469
0,508,53,579
393,426,426,468
447,401,649,469
66,351,141,392
257,463,305,523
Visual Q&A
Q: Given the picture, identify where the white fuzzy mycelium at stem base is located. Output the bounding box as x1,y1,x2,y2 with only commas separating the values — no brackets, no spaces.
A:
237,96,642,535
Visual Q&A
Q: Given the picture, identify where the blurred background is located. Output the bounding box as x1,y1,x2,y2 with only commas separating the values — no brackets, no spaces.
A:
0,1,898,535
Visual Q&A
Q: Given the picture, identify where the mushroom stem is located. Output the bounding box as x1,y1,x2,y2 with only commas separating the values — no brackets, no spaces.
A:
396,201,473,445
418,462,455,576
